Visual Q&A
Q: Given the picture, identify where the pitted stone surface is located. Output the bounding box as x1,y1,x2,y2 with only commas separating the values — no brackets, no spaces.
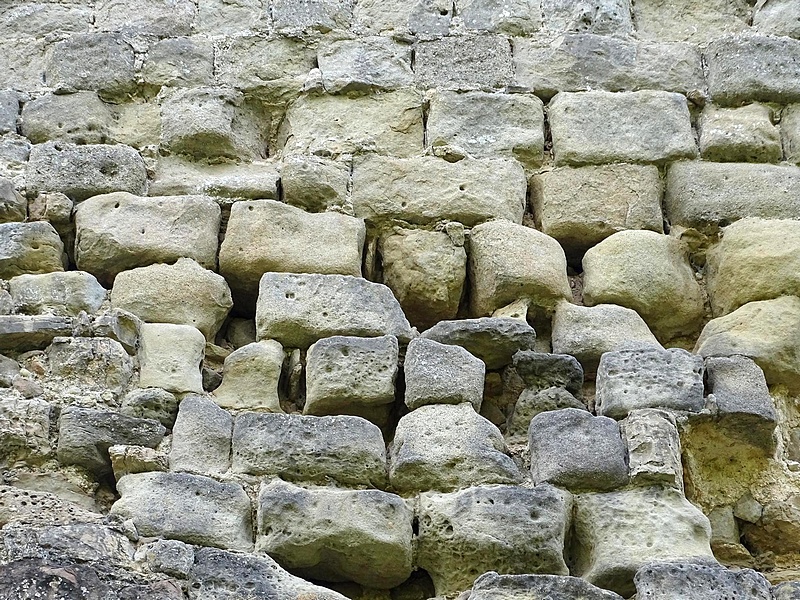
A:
467,571,624,600
10,271,106,317
0,221,65,279
213,340,284,412
633,561,773,600
170,394,233,477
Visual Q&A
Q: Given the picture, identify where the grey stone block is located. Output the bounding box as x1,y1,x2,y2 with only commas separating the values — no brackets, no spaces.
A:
699,104,781,163
633,561,772,600
170,395,233,477
459,0,540,35
10,271,106,317
513,350,583,395
137,539,195,579
620,409,684,490
90,308,142,355
46,34,136,99
0,91,18,135
20,92,113,145
415,35,513,90
774,581,800,600
317,37,413,93
0,221,65,279
272,0,353,33
0,176,25,223
0,315,73,352
121,388,178,428
95,0,197,37
0,354,20,387
753,0,800,39
506,386,585,443
142,36,214,88
47,336,134,399
150,156,280,199
542,0,632,35
467,572,624,600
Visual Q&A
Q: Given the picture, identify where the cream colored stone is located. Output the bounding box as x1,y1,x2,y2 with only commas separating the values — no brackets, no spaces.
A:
138,323,205,394
632,0,749,42
699,104,781,163
213,340,284,412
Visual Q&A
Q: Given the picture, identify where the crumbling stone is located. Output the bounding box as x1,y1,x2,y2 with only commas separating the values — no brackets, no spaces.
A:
513,351,584,396
0,315,73,352
47,336,134,399
121,388,178,428
542,0,631,35
280,156,349,213
0,177,25,223
621,409,684,490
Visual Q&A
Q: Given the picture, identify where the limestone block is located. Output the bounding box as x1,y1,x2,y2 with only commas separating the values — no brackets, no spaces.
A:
90,308,142,355
232,412,387,488
57,407,165,476
354,0,452,38
281,156,349,213
138,323,205,394
621,409,683,490
20,92,113,145
281,89,423,157
46,34,136,99
0,38,48,93
531,164,663,261
784,104,800,164
754,0,800,38
197,0,268,35
0,221,64,279
10,271,106,317
706,35,800,105
137,539,195,578
414,35,513,90
417,484,571,596
0,395,52,464
551,302,662,375
389,403,521,492
632,0,749,42
121,388,178,427
257,480,412,588
305,335,398,420
0,315,73,352
317,37,413,94
458,0,541,35
255,273,412,349
26,142,147,202
150,156,279,199
706,219,800,316
514,35,704,100
573,487,715,597
467,572,624,600
469,220,571,316
0,91,19,135
513,351,583,395
142,37,215,88
0,354,20,387
27,191,72,234
542,0,631,34
213,340,284,412
379,227,466,329
109,444,168,479
0,177,25,223
170,394,233,476
422,317,537,370
633,562,772,600
582,230,705,341
95,0,197,37
48,336,134,398
353,155,525,227
596,348,704,419
426,91,544,169
112,472,253,552
74,192,220,286
699,104,781,163
664,162,800,234
550,91,697,166
272,0,352,33
507,387,585,443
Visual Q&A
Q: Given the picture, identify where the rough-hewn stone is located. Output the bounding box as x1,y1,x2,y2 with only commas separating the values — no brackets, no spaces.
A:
0,177,25,223
20,92,114,145
753,0,800,39
506,387,585,443
47,336,134,398
138,323,205,394
141,36,214,88
317,37,413,93
621,409,684,490
10,271,106,317
280,156,349,213
699,104,781,163
0,221,65,279
213,340,284,412
415,35,513,90
632,0,749,42
513,351,584,396
633,561,772,600
170,394,233,477
467,572,624,600
0,315,73,352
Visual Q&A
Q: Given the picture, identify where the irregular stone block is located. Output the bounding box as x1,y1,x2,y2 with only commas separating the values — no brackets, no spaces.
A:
20,92,113,145
582,230,705,341
0,91,18,135
0,177,25,223
754,0,800,38
281,89,423,157
10,271,106,317
281,155,349,213
620,409,683,490
469,220,571,316
379,227,466,329
573,487,715,597
255,273,412,349
317,37,413,93
467,571,624,600
27,190,72,234
213,340,284,412
551,302,662,375
596,348,704,419
706,35,800,105
426,90,544,169
699,104,781,163
0,354,20,387
0,0,91,35
0,38,48,93
633,561,772,600
48,336,133,398
141,36,214,88
137,539,195,579
0,315,73,352
0,486,101,528
0,221,64,279
514,35,704,100
74,192,220,286
0,395,52,465
272,0,352,33
531,164,663,261
459,0,540,35
112,472,253,551
784,104,800,165
542,0,631,34
107,101,161,150
232,412,387,488
632,0,749,42
774,582,800,600
507,387,585,443
170,394,233,476
121,388,177,428
389,403,522,493
57,407,165,476
257,480,412,588
150,156,279,199
417,485,571,596
415,35,513,90
89,308,142,355
196,0,268,34
95,0,197,37
109,444,169,479
138,323,205,394
513,351,583,395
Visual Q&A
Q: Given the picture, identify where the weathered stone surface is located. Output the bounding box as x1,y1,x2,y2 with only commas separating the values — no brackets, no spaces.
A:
232,412,387,488
255,273,412,349
213,340,284,412
196,0,267,34
10,271,106,317
550,91,697,166
457,0,540,34
112,472,253,551
141,36,214,88
0,486,101,528
272,0,352,33
699,104,781,163
513,351,584,396
48,336,133,398
281,89,423,157
531,164,663,260
0,315,73,352
582,230,705,341
507,387,585,443
706,35,800,105
74,192,220,286
0,177,25,223
0,91,18,135
573,487,715,597
0,354,20,387
0,221,64,279
317,37,413,93
0,38,48,93
149,156,279,199
352,155,526,227
754,0,800,38
469,220,571,316
426,91,544,169
57,407,165,476
514,35,704,100
415,35,513,90
774,582,800,600
121,388,178,427
280,156,349,213
136,538,195,578
389,403,521,492
138,323,205,394
417,484,571,596
664,162,800,234
596,348,704,419
621,409,683,490
784,104,800,165
95,0,197,37
27,191,72,235
109,444,168,479
257,480,412,588
170,394,233,477
551,302,662,374
542,0,631,34
633,561,772,600
89,308,142,355
467,571,624,600
632,0,749,42
0,395,51,465
20,92,113,145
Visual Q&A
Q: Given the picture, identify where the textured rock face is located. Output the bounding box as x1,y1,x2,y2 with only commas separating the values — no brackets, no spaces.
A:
10,271,106,317
213,340,284,412
0,221,65,279
138,323,205,393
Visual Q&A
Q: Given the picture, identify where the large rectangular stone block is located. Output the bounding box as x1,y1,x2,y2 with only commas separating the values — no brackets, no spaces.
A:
0,221,65,279
317,37,413,93
415,35,513,90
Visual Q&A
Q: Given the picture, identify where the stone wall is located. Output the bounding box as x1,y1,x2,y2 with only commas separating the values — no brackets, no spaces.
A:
1,0,800,598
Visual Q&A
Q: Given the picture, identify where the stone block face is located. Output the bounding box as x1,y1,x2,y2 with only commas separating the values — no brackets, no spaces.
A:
255,273,412,349
753,0,800,39
784,104,800,164
633,562,773,600
46,34,136,99
141,37,215,88
513,351,584,396
529,408,628,491
26,142,147,203
213,340,284,412
231,412,387,488
150,156,280,199
468,572,625,600
95,0,197,37
0,177,25,223
0,315,73,352
317,37,413,94
632,0,749,42
621,409,684,490
170,394,233,477
389,403,522,493
426,90,544,169
531,164,663,261
272,0,353,33
469,220,571,316
111,472,253,552
121,388,178,427
196,0,268,35
542,0,632,35
549,91,697,166
0,2,93,37
706,35,800,105
0,396,52,465
699,104,781,163
138,323,205,394
0,221,64,279
507,387,585,443
354,0,452,38
20,92,113,145
415,35,513,90
256,480,413,589
417,484,571,596
596,348,705,419
48,336,134,398
9,271,105,317
0,91,18,135
74,193,220,286
280,156,349,213
0,38,48,93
